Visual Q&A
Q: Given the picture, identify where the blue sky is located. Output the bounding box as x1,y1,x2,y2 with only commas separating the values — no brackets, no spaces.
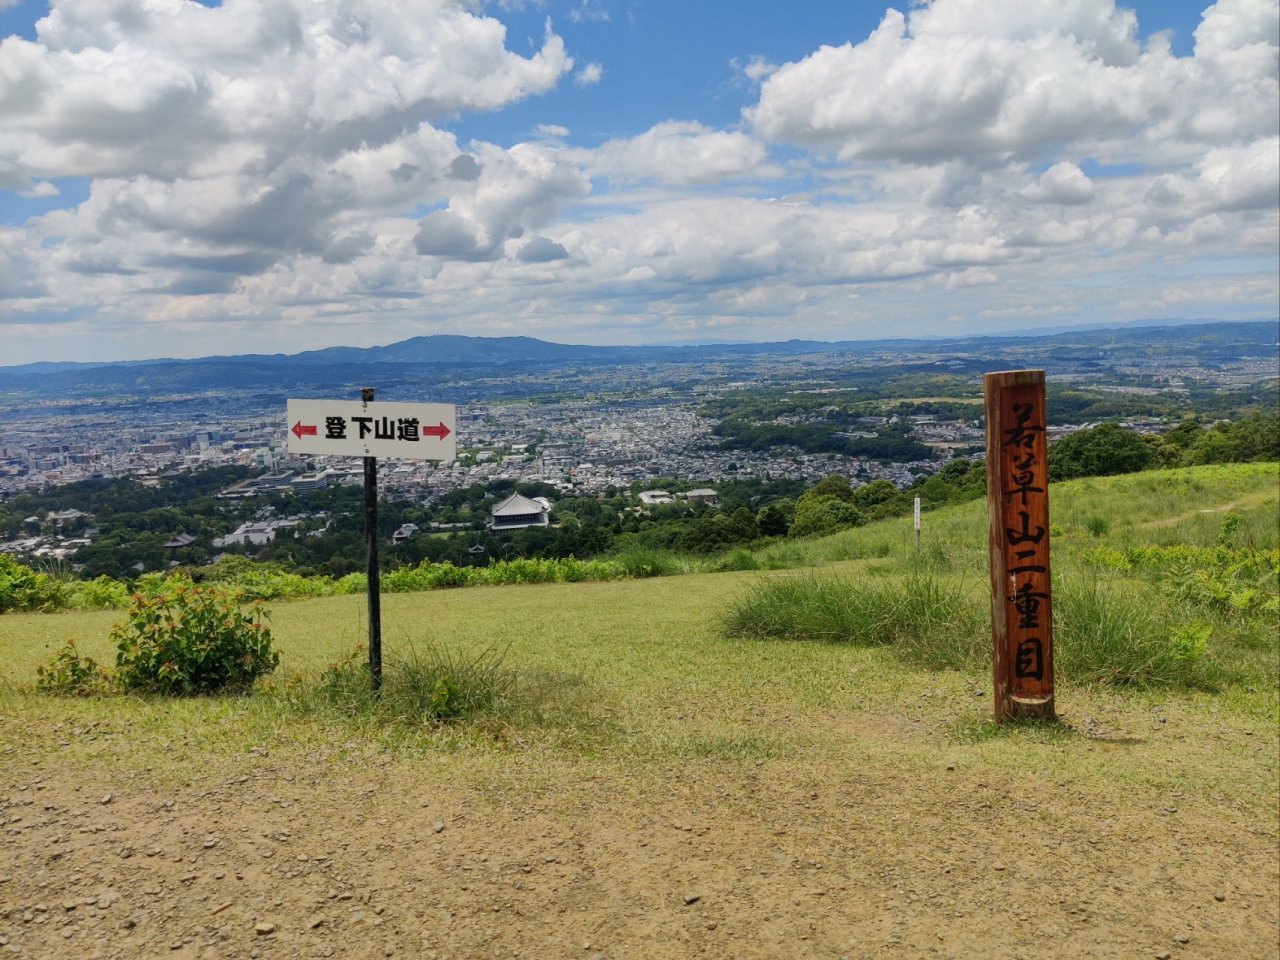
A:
452,1,1212,144
0,0,1275,363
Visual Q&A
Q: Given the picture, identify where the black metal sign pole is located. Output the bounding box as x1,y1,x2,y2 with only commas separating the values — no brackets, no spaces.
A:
361,387,382,694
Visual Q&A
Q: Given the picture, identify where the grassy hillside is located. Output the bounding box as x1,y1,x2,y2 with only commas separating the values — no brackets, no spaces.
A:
0,463,1276,959
2,463,1275,747
730,461,1278,697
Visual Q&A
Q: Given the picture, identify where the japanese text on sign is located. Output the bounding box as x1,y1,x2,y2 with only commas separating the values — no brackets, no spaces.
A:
286,399,457,461
1000,397,1050,688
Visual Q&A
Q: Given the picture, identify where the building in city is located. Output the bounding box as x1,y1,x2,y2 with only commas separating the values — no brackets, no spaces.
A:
488,493,551,530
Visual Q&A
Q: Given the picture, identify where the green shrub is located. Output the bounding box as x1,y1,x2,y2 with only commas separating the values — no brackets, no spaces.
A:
191,558,344,600
110,585,279,695
226,568,328,600
35,640,110,695
335,572,367,594
1218,512,1243,546
0,554,68,612
1085,516,1111,537
483,557,564,585
1080,544,1280,616
1079,546,1129,571
788,496,865,539
1169,622,1212,664
890,576,989,670
134,571,198,597
390,645,516,720
1049,421,1157,480
68,575,131,610
754,540,812,569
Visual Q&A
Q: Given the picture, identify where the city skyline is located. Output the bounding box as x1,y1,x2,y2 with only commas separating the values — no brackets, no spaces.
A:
1,0,1277,364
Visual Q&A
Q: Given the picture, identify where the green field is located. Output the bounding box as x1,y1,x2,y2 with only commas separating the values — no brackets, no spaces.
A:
3,462,1277,777
1,463,1276,959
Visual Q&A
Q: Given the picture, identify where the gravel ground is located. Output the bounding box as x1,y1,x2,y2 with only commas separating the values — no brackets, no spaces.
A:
2,741,1276,960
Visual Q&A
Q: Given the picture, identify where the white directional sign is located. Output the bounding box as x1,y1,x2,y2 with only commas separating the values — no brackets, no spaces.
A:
286,399,456,461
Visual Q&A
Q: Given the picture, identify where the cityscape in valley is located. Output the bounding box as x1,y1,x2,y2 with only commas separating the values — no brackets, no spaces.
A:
1,319,1275,568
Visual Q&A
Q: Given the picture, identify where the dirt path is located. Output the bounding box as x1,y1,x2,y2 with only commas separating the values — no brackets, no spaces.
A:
1139,490,1276,529
3,749,1276,960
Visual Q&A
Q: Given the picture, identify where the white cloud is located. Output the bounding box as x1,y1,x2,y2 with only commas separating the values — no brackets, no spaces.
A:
1135,135,1279,220
941,267,999,288
0,227,49,300
0,0,572,186
0,0,583,312
517,236,570,262
583,121,771,185
731,55,779,85
18,180,59,199
414,142,589,261
1023,161,1095,204
1194,136,1280,210
575,62,604,87
977,303,1073,318
568,1,610,24
746,0,1279,165
1195,0,1280,72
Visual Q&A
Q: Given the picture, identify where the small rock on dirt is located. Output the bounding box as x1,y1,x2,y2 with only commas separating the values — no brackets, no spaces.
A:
254,922,276,936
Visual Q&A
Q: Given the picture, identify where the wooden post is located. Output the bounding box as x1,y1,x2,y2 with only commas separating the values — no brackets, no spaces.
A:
914,496,921,552
984,371,1054,723
361,386,382,695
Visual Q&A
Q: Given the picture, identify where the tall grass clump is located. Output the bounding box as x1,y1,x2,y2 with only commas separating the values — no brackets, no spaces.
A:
300,644,515,721
755,540,816,569
1054,578,1221,688
723,573,985,664
282,642,591,733
715,549,764,572
611,544,685,578
724,570,1232,689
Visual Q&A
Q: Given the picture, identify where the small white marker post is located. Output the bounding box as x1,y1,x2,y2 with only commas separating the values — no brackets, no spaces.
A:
914,496,921,552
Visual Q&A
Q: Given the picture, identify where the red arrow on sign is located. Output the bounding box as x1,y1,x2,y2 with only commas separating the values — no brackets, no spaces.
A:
291,421,318,439
422,422,451,440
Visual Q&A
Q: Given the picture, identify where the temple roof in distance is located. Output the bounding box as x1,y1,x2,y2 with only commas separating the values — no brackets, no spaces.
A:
490,493,549,517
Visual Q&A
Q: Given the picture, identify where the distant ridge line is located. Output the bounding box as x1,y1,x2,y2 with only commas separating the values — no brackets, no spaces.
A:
1,317,1276,376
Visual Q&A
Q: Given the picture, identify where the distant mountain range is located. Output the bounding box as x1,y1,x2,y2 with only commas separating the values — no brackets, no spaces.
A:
0,320,1275,401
